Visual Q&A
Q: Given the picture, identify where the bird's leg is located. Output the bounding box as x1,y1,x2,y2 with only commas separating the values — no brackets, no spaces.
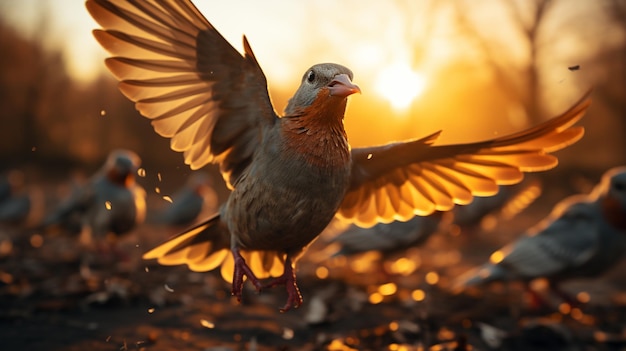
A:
231,246,263,301
263,255,302,312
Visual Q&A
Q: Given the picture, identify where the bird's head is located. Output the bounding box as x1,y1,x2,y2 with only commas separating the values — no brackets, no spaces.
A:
596,166,626,230
284,63,360,117
104,149,141,187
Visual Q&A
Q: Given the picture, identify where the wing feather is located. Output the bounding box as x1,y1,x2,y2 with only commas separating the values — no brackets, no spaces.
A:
338,93,590,226
87,0,277,182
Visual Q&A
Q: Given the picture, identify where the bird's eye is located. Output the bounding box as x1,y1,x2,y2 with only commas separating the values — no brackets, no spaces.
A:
306,70,315,83
614,181,626,191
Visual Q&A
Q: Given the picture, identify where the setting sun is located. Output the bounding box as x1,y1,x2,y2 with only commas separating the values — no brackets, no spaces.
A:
375,62,427,111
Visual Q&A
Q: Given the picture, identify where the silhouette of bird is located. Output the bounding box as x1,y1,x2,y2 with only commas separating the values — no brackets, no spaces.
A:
39,149,146,248
149,171,217,227
453,167,626,305
86,0,589,311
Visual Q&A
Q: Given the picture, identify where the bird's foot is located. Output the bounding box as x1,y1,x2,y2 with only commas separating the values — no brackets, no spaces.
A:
231,248,263,302
263,259,302,312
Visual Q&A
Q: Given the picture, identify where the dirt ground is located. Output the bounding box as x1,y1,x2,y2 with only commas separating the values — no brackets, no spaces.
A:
2,172,626,351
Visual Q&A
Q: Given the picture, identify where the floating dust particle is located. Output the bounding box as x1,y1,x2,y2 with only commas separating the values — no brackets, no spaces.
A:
163,195,173,203
145,267,149,272
158,173,162,182
389,321,399,331
100,109,106,116
147,307,155,314
164,284,174,292
30,234,44,248
137,168,146,177
105,201,112,210
106,336,111,342
200,319,215,328
31,146,37,152
155,187,161,194
367,153,373,160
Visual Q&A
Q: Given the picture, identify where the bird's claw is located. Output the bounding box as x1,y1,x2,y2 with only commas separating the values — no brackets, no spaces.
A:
263,261,303,312
231,250,263,301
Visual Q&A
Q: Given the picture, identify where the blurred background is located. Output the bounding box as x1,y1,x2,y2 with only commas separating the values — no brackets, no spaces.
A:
0,0,624,187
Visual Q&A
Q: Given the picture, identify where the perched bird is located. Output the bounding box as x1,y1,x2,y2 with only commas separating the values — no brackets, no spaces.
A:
149,171,217,227
86,0,589,311
453,167,626,305
325,212,444,258
39,149,146,247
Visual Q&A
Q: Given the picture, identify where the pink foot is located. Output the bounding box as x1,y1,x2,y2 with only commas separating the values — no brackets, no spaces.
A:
263,257,302,312
231,248,263,302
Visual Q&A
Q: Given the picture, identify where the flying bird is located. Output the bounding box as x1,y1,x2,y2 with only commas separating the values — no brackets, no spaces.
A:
86,0,590,311
453,167,626,306
38,149,146,248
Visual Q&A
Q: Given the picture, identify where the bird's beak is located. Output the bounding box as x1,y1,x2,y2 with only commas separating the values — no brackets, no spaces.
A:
328,74,361,98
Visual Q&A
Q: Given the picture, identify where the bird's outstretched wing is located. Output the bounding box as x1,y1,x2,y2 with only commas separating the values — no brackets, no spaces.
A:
339,93,590,227
86,0,277,187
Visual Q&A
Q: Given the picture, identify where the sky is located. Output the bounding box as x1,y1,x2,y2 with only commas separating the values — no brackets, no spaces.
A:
0,0,614,147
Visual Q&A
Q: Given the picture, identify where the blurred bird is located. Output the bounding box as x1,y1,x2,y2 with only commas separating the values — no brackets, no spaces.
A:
38,149,146,249
451,178,542,233
0,170,43,226
325,212,444,258
453,167,626,306
87,0,589,311
149,171,217,227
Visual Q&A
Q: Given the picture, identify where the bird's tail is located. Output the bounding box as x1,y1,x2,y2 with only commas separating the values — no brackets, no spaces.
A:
142,213,285,283
451,263,508,293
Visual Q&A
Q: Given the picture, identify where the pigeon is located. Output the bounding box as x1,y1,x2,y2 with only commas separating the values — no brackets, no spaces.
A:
326,212,444,258
453,166,626,305
150,171,217,227
39,149,146,246
86,0,589,311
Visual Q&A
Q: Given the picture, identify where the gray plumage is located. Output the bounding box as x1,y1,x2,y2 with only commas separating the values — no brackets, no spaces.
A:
151,171,216,227
328,213,444,257
39,150,146,241
454,166,626,291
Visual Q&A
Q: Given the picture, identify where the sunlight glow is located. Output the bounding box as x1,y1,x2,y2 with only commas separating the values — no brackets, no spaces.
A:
375,62,427,111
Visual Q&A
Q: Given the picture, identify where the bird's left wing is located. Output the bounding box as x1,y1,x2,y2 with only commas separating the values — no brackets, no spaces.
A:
86,0,277,188
338,93,590,227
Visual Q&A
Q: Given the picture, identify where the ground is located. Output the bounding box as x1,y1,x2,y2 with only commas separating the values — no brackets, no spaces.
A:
2,172,626,351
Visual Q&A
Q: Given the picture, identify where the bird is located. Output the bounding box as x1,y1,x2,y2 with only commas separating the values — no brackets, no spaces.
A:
452,166,626,306
38,149,146,249
86,0,590,311
324,212,444,259
450,178,542,233
149,171,217,227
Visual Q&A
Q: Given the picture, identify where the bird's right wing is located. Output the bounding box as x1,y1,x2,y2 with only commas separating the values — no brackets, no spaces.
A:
86,0,278,188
